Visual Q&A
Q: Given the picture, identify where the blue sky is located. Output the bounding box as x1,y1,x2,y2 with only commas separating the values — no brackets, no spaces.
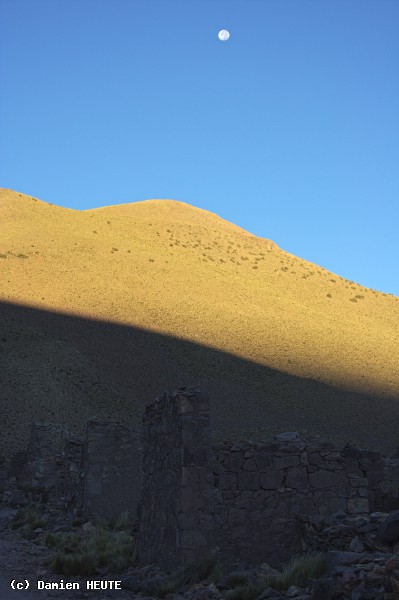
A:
1,0,398,295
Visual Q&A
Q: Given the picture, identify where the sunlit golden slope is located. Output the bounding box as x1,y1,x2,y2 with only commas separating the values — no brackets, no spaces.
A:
1,188,398,456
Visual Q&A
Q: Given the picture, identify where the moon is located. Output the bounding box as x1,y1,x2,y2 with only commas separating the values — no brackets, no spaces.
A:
218,29,230,41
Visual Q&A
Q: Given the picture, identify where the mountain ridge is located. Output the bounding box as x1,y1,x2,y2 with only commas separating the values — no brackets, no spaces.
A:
1,188,398,457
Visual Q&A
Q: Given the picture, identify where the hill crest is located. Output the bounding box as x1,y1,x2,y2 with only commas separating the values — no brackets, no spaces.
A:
1,188,398,457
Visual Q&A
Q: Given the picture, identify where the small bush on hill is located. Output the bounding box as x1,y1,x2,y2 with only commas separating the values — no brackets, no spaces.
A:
11,504,47,530
43,514,138,576
225,552,325,600
154,555,221,598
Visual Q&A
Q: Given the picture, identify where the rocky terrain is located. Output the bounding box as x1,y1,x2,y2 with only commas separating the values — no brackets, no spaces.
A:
1,461,399,600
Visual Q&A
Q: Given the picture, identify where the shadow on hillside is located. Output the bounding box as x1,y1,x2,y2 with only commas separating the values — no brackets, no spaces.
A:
1,299,398,457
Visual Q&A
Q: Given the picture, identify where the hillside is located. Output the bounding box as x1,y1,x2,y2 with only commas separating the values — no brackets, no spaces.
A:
1,188,398,458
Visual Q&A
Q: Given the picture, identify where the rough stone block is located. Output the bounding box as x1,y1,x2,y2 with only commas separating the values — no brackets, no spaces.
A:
227,452,245,472
180,486,204,512
309,469,347,489
243,457,257,471
254,451,272,469
181,466,208,487
285,466,308,489
219,472,238,490
347,497,369,514
238,471,260,490
260,470,285,490
251,489,268,508
272,454,300,469
228,507,250,527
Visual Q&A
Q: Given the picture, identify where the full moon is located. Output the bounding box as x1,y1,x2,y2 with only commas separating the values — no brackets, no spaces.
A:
218,29,230,41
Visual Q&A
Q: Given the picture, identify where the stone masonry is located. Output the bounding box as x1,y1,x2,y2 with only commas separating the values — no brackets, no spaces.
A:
82,419,142,521
5,389,399,575
137,388,396,572
19,420,59,494
136,388,215,573
13,419,142,522
209,433,385,569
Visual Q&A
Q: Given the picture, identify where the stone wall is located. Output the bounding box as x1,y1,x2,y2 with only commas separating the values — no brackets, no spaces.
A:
209,433,385,569
55,437,85,510
137,391,395,572
10,419,142,521
19,420,58,493
136,388,215,572
5,391,398,574
82,419,142,522
380,456,399,512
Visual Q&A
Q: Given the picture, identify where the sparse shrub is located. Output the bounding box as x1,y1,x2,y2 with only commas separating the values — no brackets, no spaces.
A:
227,573,249,587
12,504,46,530
154,555,220,598
326,293,332,298
98,510,132,533
271,552,326,589
226,552,325,600
225,583,265,600
17,253,28,258
0,254,6,258
114,510,132,531
350,298,358,303
18,483,49,504
355,295,364,299
41,532,63,548
45,525,137,576
51,550,97,577
149,258,155,262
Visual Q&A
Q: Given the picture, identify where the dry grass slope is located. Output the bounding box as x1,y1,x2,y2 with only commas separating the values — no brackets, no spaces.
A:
1,188,398,457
